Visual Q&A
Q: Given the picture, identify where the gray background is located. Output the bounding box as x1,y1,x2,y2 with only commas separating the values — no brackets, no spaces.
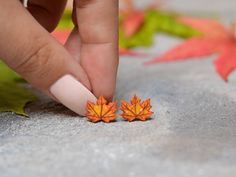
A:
1,0,236,177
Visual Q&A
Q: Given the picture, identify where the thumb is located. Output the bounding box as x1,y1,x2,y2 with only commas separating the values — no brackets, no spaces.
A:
0,0,96,116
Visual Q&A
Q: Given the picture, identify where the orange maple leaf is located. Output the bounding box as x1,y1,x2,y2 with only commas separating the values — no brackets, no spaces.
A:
86,96,117,123
120,95,153,121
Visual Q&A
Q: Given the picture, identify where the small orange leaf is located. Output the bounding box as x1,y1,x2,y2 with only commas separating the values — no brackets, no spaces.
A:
86,96,117,123
120,95,153,121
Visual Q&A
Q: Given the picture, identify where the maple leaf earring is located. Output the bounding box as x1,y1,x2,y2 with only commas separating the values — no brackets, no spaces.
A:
86,96,117,123
120,95,154,122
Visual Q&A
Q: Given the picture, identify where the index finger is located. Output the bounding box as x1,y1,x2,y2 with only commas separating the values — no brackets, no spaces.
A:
75,0,119,100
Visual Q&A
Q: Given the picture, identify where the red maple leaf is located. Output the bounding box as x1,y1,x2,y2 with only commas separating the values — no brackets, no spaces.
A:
51,30,70,44
146,17,236,81
122,11,145,38
120,0,145,38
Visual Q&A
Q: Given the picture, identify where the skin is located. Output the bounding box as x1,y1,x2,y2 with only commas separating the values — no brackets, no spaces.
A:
0,0,118,101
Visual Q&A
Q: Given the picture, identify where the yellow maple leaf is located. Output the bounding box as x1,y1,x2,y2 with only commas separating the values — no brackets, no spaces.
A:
120,95,153,121
86,96,117,123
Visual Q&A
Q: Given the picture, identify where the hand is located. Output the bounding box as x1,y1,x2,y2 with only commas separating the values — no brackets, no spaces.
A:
66,0,119,101
0,0,118,115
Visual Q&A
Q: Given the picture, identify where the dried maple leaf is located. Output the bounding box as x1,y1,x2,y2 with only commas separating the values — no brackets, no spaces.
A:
120,95,153,121
146,17,236,81
86,96,117,123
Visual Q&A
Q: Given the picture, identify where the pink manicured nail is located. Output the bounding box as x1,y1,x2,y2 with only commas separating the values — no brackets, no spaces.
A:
50,75,97,116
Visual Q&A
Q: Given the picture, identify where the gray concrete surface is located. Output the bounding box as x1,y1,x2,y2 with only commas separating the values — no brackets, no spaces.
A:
1,0,236,177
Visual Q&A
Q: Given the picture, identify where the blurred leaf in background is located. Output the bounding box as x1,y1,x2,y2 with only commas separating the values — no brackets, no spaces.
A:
0,61,36,116
119,10,202,49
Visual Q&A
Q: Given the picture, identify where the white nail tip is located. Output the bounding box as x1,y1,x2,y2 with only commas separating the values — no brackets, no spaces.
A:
50,75,97,116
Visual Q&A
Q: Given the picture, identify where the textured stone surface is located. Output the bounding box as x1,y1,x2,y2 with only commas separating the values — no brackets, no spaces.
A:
1,1,236,177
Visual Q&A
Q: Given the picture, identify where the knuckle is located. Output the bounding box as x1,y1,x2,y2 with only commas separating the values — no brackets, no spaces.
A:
75,0,96,8
15,38,54,79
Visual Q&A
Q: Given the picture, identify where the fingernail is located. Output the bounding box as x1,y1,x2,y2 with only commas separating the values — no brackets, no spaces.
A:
50,75,97,116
